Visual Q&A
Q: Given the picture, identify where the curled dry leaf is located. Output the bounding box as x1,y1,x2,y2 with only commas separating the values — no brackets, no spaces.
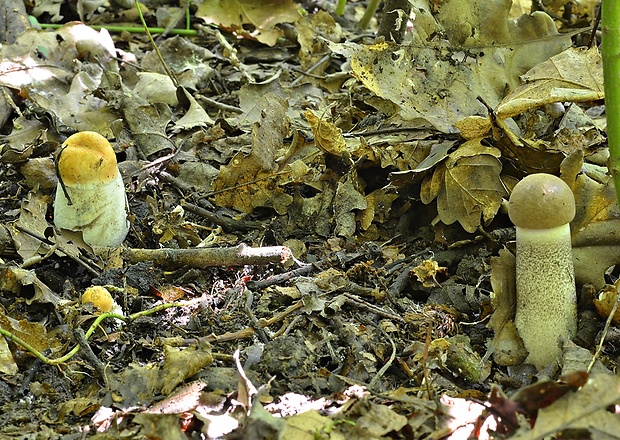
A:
420,139,505,233
496,47,604,120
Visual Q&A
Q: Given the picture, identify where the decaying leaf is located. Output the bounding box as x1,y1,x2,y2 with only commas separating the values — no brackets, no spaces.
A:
173,87,215,132
8,191,51,262
160,340,213,395
412,259,448,288
593,285,620,324
496,47,604,119
329,0,571,132
0,266,62,305
101,70,176,158
7,191,89,266
488,248,528,366
388,140,456,189
214,95,294,214
196,0,302,46
333,178,367,237
420,139,505,232
569,165,620,289
0,334,17,375
0,23,119,134
444,335,491,383
359,188,399,230
0,304,62,354
297,10,342,78
513,374,620,439
151,205,202,247
305,110,348,158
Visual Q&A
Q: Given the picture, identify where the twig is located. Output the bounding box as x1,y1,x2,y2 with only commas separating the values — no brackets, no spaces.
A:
368,327,397,390
158,170,194,195
197,94,243,113
74,328,106,379
180,200,263,232
123,243,294,268
200,300,305,343
21,239,59,268
246,263,315,289
588,280,620,372
290,54,331,86
343,293,404,322
244,290,270,343
14,224,101,276
212,28,254,83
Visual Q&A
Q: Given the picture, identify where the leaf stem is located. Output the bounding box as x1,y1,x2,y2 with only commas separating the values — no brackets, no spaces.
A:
0,300,194,365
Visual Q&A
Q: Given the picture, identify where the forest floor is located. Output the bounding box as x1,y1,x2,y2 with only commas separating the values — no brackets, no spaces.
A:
0,0,618,439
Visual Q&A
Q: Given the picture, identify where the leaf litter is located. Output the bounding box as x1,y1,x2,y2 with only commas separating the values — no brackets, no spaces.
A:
0,0,619,438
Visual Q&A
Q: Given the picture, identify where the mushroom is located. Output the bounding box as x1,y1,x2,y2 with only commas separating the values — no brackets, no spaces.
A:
81,285,123,316
54,131,129,249
508,173,577,370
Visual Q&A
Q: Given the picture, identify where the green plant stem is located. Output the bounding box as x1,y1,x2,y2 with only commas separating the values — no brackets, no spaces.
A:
36,22,197,35
0,300,193,365
336,0,347,16
602,1,620,204
358,0,382,30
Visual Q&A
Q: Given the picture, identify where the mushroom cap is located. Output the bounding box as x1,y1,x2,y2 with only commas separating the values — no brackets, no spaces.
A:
82,286,115,313
508,173,575,229
56,131,118,187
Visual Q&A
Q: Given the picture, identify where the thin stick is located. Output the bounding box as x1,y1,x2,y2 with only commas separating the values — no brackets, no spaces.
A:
588,281,620,373
135,0,178,87
123,244,294,268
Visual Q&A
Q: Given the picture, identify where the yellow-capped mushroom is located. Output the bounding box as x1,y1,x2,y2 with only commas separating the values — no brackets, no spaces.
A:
54,132,129,248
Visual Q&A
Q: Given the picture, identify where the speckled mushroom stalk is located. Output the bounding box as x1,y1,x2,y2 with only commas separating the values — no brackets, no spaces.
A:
508,173,577,370
54,131,129,249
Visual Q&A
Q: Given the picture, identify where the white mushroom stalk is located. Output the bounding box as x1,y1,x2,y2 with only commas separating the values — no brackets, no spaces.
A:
508,173,577,370
54,131,129,249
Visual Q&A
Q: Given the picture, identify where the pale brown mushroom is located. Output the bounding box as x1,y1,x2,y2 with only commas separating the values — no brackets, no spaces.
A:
508,173,577,369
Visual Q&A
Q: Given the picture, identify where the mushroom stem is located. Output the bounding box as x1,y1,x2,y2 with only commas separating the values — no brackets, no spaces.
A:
514,226,577,369
508,173,577,370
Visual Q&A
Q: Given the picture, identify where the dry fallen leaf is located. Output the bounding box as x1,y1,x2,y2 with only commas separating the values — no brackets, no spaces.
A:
305,110,348,158
488,248,528,366
420,139,505,232
0,304,62,354
0,23,119,134
214,95,293,214
496,47,604,119
512,374,620,440
196,0,302,46
333,178,367,237
0,334,17,375
329,0,571,132
569,165,620,289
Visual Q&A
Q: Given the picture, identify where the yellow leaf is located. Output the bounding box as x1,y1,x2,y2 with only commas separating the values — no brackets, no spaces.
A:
304,110,347,157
